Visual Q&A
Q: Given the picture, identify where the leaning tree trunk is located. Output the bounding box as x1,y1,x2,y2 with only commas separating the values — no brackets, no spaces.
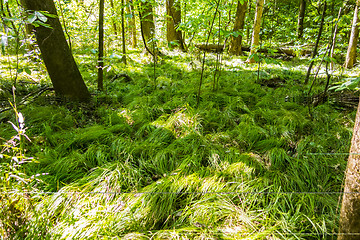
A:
229,0,247,55
338,99,360,240
166,0,185,51
297,0,306,39
21,0,90,101
344,0,360,69
246,0,264,63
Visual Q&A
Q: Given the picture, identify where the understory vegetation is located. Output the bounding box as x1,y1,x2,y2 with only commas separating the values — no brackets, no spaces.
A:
1,49,357,239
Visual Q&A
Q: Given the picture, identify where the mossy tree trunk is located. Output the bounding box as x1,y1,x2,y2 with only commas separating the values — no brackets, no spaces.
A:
21,0,90,101
344,0,360,69
339,99,360,239
229,0,247,55
166,0,185,51
297,0,306,39
246,0,264,63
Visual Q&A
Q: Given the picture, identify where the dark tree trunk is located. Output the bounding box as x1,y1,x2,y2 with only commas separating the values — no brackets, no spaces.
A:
140,1,155,49
229,0,247,55
338,98,360,240
98,0,105,91
21,0,90,101
121,0,127,64
166,0,185,50
297,0,306,39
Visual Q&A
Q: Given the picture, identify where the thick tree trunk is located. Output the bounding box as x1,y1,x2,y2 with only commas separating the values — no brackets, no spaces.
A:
166,0,185,50
338,99,360,240
229,0,247,55
246,0,264,63
297,0,306,39
21,0,90,101
344,0,360,69
140,1,156,50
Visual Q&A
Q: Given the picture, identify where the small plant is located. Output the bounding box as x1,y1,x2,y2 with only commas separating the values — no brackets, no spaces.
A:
0,87,43,238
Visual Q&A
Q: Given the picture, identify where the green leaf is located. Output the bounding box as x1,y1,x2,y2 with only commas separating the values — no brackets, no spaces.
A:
27,14,37,24
24,68,31,75
35,11,48,22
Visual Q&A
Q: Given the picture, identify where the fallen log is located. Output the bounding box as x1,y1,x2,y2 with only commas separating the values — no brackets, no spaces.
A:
195,44,312,56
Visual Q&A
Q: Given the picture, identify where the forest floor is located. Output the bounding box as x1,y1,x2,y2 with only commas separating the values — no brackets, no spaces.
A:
0,49,358,239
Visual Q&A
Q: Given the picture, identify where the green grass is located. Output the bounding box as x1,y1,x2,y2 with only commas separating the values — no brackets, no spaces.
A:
0,49,357,239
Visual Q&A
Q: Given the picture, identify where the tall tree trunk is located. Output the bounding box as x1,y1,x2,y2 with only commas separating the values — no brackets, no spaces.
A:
139,0,156,54
98,0,105,91
166,0,185,50
127,0,137,48
338,99,360,239
229,0,247,55
21,0,90,101
297,0,306,39
344,0,360,69
121,0,126,64
246,0,264,63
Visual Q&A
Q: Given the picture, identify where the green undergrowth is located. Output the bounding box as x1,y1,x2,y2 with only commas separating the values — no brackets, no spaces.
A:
0,52,356,239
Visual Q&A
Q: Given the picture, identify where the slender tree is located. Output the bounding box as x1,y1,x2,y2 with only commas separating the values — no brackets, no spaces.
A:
121,0,127,64
229,0,247,55
246,0,264,63
109,0,118,36
166,0,185,50
344,0,360,69
21,0,90,101
297,0,306,39
304,1,326,85
98,0,105,91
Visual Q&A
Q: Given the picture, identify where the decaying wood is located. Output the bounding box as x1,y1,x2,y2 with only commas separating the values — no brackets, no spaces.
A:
195,44,312,56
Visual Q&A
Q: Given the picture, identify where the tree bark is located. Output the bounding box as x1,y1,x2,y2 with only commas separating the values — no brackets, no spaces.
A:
98,0,104,91
229,0,247,55
166,0,185,50
338,99,360,240
297,0,306,39
246,0,264,63
127,0,137,48
21,0,90,101
344,0,360,69
139,0,156,53
121,0,127,64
